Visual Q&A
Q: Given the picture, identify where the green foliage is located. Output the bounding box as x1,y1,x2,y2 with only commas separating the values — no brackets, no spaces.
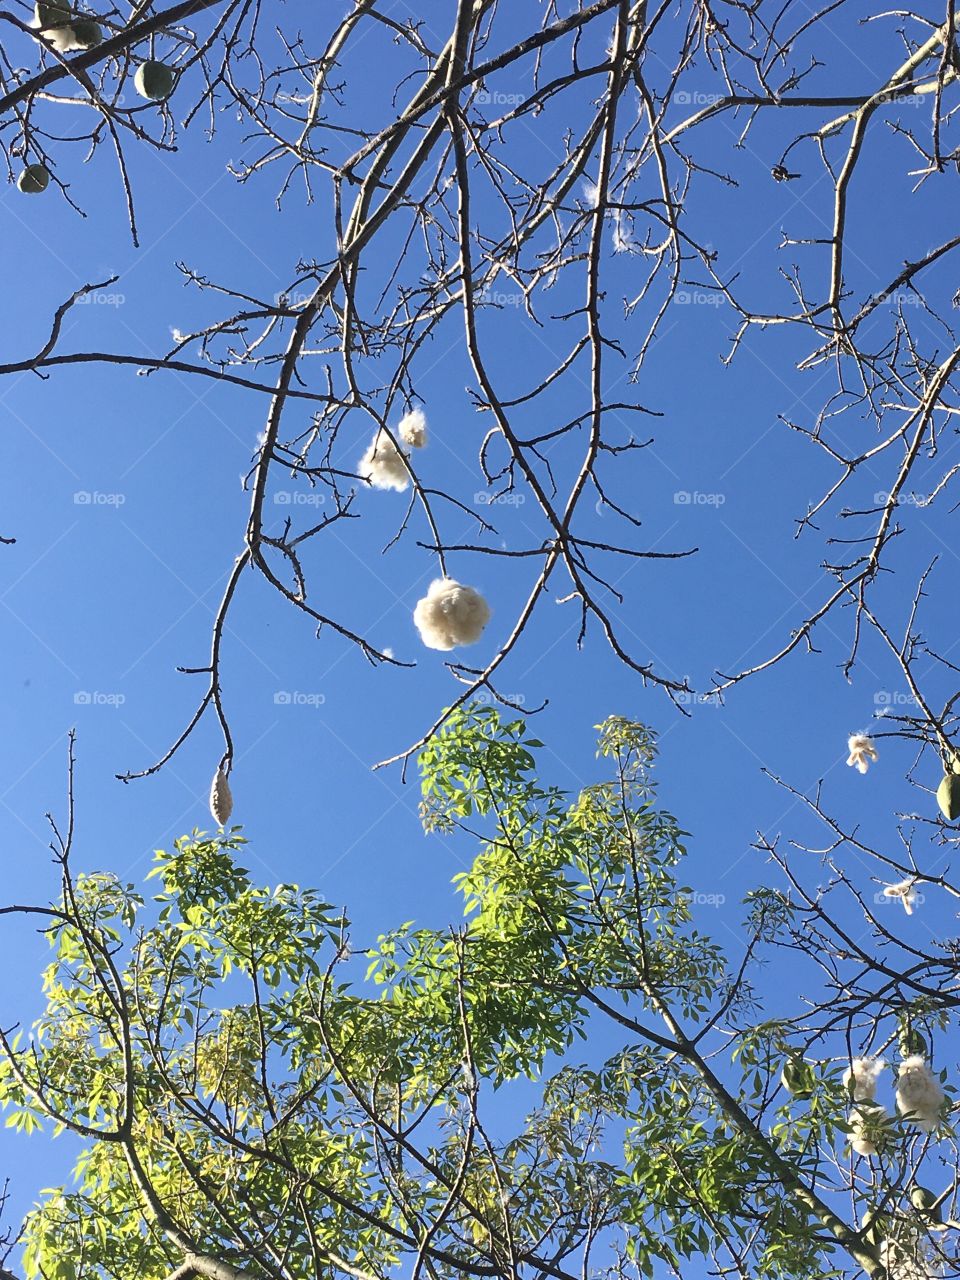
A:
0,709,954,1280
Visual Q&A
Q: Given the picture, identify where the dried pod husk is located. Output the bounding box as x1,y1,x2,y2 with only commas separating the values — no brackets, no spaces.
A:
209,767,233,826
17,164,50,194
134,60,175,100
937,772,960,822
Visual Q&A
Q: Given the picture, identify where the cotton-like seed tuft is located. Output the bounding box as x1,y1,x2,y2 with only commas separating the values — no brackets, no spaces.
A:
883,877,918,915
209,767,233,826
358,429,409,492
413,577,491,651
849,1101,889,1156
847,732,878,774
398,408,427,450
896,1056,945,1132
43,23,84,50
843,1056,885,1103
879,1236,939,1280
582,179,600,208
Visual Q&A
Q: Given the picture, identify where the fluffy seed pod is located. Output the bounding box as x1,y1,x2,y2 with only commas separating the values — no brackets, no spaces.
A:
358,429,409,491
398,408,427,449
134,60,175,100
17,164,50,194
882,877,918,915
937,772,960,822
846,732,878,774
848,1101,890,1156
209,767,233,826
843,1056,885,1103
413,577,491,651
896,1055,945,1132
40,23,83,50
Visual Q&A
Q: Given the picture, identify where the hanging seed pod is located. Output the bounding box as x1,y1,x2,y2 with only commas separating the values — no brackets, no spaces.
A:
898,1024,927,1059
861,1208,885,1246
34,0,71,24
780,1056,814,1099
209,767,233,826
17,164,49,194
134,60,175,100
937,772,960,822
910,1186,941,1220
71,18,101,46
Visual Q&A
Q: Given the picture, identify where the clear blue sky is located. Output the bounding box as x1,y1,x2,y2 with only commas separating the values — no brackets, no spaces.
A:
0,0,957,1251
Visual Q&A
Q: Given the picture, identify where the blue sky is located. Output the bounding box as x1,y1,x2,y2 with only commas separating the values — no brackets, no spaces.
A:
1,0,958,1257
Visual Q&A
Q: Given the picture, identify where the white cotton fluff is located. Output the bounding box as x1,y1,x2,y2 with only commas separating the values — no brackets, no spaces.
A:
896,1056,945,1133
31,1,81,49
843,1056,886,1103
849,1102,889,1156
358,429,409,492
612,211,635,254
398,408,427,450
48,26,83,48
413,578,491,651
582,179,600,209
883,877,918,915
879,1239,929,1280
847,732,878,774
209,767,233,827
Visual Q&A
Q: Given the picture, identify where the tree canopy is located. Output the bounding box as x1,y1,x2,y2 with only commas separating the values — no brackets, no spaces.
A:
1,709,956,1280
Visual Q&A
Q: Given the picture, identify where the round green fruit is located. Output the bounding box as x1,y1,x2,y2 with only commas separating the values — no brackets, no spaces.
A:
910,1186,941,1220
34,0,72,28
780,1057,814,1099
937,772,960,822
71,18,101,46
134,60,174,101
17,163,50,194
861,1208,883,1245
